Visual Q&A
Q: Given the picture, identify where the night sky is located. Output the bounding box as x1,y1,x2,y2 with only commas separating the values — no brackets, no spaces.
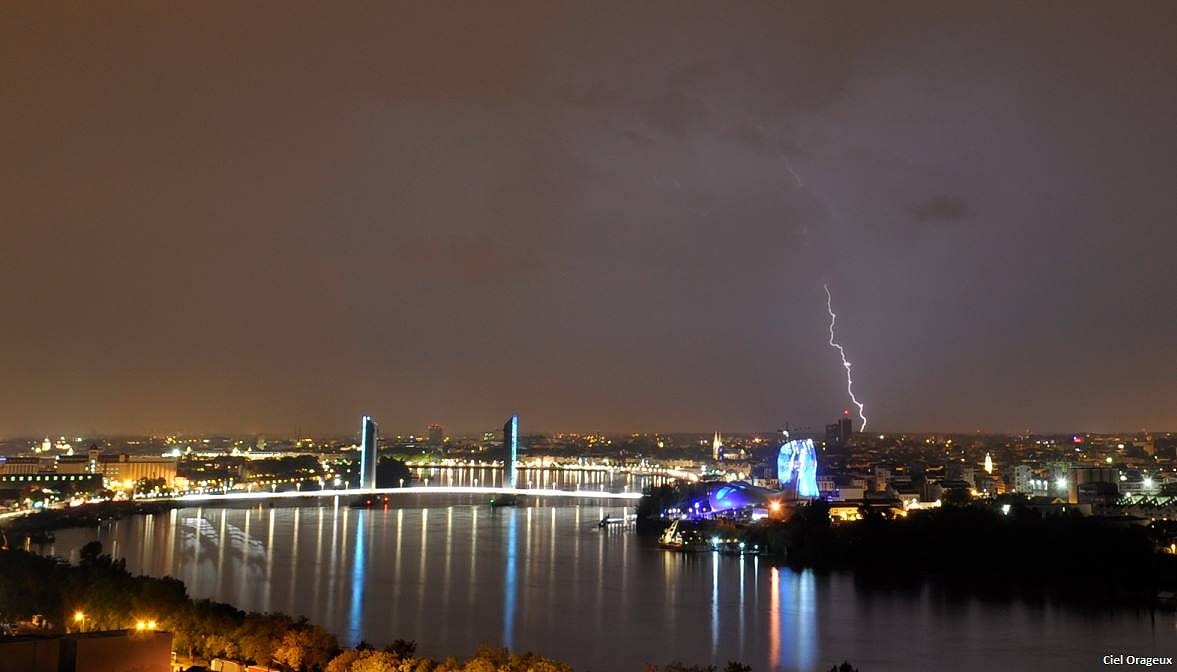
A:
2,3,1175,437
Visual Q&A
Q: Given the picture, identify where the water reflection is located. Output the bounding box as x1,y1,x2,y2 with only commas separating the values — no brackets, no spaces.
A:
504,511,517,649
349,510,366,644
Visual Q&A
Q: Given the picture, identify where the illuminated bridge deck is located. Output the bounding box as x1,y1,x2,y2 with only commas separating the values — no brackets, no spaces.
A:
164,485,644,504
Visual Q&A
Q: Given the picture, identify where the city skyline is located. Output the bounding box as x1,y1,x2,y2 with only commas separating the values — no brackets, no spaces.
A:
0,419,1169,445
3,3,1175,437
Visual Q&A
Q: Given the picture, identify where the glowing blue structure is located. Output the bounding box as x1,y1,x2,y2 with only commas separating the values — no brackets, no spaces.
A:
706,481,777,511
503,415,518,488
778,438,819,498
359,415,378,489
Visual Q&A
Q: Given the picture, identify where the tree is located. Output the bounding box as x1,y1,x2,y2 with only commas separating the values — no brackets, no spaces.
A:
375,458,412,489
350,650,403,672
384,639,417,660
274,624,339,671
235,612,294,665
829,662,859,672
326,650,362,672
79,541,103,567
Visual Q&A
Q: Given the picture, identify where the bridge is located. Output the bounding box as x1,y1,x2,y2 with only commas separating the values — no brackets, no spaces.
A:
167,484,644,504
407,462,700,482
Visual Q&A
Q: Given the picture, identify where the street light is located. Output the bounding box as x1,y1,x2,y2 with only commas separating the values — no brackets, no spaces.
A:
74,611,85,632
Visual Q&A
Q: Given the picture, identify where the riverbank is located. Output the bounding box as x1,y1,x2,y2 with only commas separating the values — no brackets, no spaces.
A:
0,501,180,546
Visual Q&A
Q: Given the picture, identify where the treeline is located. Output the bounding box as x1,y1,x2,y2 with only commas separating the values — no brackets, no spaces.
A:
635,483,705,532
0,542,337,668
759,501,1177,606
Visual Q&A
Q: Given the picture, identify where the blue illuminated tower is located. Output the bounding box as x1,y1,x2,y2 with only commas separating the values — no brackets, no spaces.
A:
778,438,819,499
359,415,378,490
503,415,518,489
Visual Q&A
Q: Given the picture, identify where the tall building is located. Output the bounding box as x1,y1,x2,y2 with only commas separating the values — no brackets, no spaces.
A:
712,432,722,461
984,452,994,475
359,415,378,490
503,415,518,489
946,461,976,486
428,423,444,446
825,413,854,450
1014,464,1034,493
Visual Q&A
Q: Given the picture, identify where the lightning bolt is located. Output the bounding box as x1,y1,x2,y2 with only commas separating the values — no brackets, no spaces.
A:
824,284,867,431
783,155,805,189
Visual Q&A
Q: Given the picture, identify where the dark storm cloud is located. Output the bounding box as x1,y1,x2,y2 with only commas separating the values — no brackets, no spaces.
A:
1,2,1174,436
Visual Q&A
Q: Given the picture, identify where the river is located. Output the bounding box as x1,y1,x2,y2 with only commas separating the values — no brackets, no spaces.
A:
49,497,1174,671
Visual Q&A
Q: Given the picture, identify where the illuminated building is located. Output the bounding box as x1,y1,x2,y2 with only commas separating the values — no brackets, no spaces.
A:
778,438,820,499
503,415,518,488
712,432,722,461
984,452,994,475
359,415,378,490
1013,464,1035,493
705,481,778,511
95,454,177,489
0,456,47,475
428,423,444,446
0,473,103,496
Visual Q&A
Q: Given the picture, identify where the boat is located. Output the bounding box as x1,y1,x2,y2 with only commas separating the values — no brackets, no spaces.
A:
489,494,520,508
657,519,709,551
598,513,637,529
349,495,391,509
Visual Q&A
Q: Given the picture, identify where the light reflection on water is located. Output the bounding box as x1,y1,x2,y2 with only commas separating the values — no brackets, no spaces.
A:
50,499,1173,672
